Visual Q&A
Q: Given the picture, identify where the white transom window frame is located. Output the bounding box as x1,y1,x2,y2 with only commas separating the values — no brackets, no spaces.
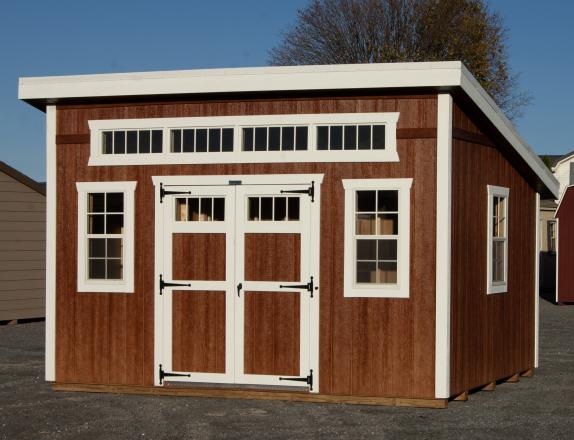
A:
342,178,412,298
76,181,137,293
87,113,400,166
486,185,509,295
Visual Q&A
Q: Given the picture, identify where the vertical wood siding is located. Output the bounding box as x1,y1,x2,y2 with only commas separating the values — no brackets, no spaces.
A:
54,95,437,398
0,172,46,320
556,187,574,302
450,102,536,395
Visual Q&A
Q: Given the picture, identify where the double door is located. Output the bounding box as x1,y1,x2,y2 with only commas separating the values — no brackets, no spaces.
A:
155,178,318,390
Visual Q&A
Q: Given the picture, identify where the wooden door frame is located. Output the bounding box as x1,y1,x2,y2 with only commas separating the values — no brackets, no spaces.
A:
152,174,323,392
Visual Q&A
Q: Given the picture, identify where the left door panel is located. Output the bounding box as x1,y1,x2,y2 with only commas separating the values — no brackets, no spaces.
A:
158,186,235,384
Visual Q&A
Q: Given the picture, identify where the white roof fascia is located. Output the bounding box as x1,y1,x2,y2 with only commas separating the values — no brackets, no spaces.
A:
18,62,463,101
18,61,558,198
459,65,559,199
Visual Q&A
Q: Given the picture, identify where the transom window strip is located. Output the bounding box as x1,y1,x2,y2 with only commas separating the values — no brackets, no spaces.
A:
248,196,300,221
492,195,507,283
102,130,162,154
355,190,398,284
242,126,308,151
171,128,234,153
175,197,225,222
317,125,385,151
87,192,124,280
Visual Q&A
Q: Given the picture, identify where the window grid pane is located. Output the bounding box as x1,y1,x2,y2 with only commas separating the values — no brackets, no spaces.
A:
355,189,399,285
86,192,125,281
103,130,162,155
490,194,507,285
317,124,385,150
241,126,308,151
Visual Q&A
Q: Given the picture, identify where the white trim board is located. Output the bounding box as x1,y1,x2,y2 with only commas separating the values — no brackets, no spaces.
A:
18,61,558,198
535,193,540,368
435,94,452,399
45,105,56,382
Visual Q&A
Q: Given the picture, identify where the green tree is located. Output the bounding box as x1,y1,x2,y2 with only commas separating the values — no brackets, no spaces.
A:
269,0,530,120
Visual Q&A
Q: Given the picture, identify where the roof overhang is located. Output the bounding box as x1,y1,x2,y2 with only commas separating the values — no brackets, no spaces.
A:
18,61,558,199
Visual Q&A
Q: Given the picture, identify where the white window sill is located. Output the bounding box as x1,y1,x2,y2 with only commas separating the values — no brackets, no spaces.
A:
487,283,508,295
345,285,409,298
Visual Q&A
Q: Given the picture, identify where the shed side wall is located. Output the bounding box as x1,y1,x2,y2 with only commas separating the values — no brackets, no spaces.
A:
54,95,437,398
450,101,536,395
556,188,574,302
0,171,46,320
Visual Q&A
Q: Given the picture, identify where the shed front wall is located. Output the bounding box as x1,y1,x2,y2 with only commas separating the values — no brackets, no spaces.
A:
0,171,46,320
556,188,574,302
54,94,437,399
450,101,536,395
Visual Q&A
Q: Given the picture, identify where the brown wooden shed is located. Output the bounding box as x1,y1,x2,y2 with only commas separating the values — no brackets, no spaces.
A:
555,185,574,303
18,62,558,408
0,161,46,321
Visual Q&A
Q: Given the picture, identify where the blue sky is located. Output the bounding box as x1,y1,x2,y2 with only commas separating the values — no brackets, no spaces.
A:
1,0,572,180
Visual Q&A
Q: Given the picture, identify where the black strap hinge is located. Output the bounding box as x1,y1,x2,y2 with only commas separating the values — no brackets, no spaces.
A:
279,276,316,298
279,369,313,390
280,181,315,202
160,183,192,203
159,274,191,295
159,364,191,385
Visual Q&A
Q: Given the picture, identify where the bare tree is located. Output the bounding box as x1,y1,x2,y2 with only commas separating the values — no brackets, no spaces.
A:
269,0,530,120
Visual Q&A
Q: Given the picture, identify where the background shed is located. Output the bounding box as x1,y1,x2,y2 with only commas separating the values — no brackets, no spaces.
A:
0,161,46,321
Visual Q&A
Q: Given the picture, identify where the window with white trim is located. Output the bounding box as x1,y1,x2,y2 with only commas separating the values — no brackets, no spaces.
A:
76,181,137,293
88,113,400,166
343,178,412,298
487,185,509,294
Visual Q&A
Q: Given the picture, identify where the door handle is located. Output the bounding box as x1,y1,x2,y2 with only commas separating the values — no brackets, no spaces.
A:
237,282,243,297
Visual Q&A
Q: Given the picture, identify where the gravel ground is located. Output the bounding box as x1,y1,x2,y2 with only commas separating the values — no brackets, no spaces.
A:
0,299,572,440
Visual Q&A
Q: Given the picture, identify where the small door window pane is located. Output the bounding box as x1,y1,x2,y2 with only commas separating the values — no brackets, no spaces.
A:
196,129,208,152
248,197,259,220
139,130,151,153
295,126,308,150
213,198,225,221
288,197,300,221
274,197,287,221
114,131,125,154
378,239,397,260
200,198,212,221
357,261,377,283
175,198,187,221
89,259,106,279
188,198,200,221
356,213,376,235
378,262,397,283
372,125,385,149
260,197,273,220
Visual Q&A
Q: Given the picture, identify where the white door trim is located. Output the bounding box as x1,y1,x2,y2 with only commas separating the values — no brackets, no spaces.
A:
152,174,323,392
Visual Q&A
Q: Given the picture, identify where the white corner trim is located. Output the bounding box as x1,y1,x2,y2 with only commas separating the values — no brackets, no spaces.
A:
435,94,452,399
342,177,412,298
486,185,510,295
87,113,400,166
45,105,56,382
76,181,137,293
535,193,540,368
